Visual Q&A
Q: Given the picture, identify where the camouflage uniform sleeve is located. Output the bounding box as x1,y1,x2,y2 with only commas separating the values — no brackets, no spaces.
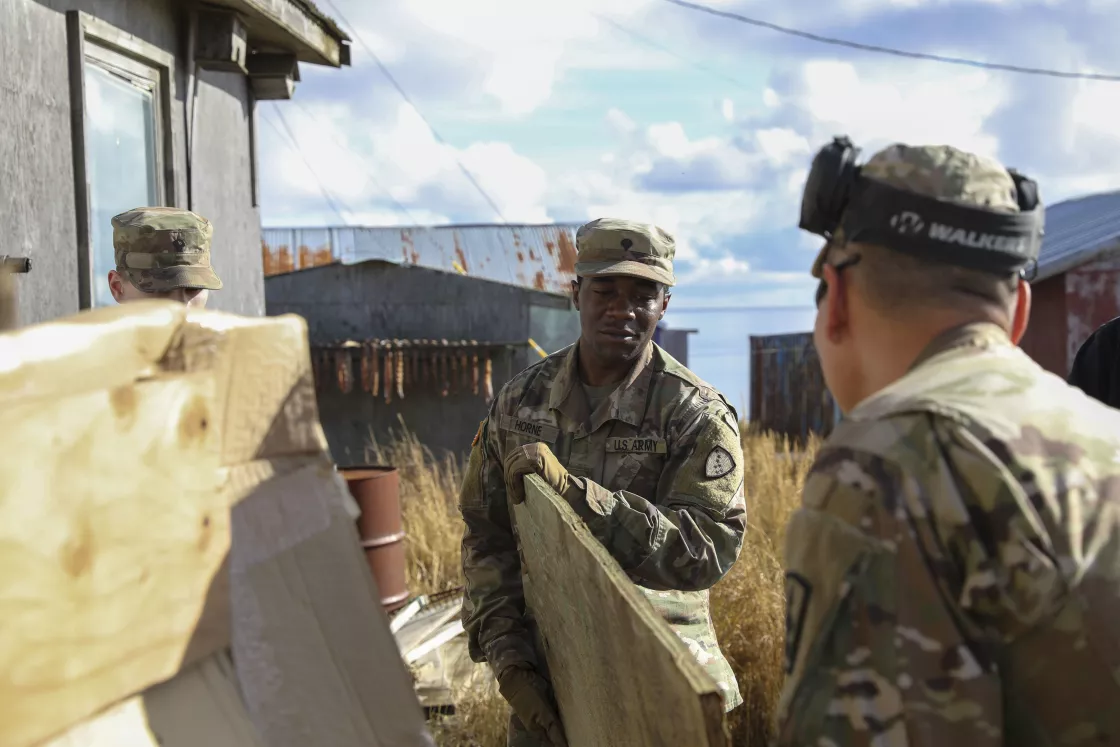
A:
774,422,1057,747
572,397,746,592
458,403,539,679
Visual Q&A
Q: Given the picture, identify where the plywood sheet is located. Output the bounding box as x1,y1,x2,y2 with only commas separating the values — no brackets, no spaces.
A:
228,455,435,747
513,476,730,747
0,300,431,747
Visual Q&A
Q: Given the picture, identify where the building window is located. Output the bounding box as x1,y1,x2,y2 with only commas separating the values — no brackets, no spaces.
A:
84,45,164,307
67,13,173,309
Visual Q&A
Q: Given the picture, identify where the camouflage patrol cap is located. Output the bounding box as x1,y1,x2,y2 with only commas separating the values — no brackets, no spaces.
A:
575,218,676,287
811,143,1023,278
112,207,222,292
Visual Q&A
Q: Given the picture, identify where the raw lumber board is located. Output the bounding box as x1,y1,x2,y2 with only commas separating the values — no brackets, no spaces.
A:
0,300,432,747
227,454,437,747
42,651,264,747
513,475,731,747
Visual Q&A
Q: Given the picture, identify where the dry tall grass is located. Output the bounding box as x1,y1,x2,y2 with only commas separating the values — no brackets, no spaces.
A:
368,423,818,747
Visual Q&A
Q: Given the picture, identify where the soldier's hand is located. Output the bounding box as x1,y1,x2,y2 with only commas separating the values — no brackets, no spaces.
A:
503,442,571,504
497,666,568,747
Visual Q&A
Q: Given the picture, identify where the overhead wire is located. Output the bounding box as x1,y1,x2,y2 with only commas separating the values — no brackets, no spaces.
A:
657,0,1120,82
318,0,509,222
288,97,421,225
590,12,757,92
263,106,352,226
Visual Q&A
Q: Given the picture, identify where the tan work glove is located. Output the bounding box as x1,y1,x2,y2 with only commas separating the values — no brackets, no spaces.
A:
503,442,573,504
497,666,568,747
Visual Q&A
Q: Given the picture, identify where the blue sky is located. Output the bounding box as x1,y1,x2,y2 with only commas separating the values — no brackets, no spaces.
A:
258,0,1120,414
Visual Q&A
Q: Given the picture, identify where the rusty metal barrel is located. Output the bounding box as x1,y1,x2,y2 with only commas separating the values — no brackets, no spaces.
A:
340,466,409,613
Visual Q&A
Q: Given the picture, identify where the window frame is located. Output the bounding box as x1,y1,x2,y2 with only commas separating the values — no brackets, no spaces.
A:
66,11,176,310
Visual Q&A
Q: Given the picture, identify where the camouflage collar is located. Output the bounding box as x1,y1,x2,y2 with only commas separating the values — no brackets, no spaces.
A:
908,321,1011,372
549,341,656,431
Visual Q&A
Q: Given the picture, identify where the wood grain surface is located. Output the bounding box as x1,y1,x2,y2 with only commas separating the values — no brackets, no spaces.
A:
513,476,730,747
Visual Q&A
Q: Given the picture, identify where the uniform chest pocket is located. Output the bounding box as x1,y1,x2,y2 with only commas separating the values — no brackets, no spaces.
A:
606,437,668,496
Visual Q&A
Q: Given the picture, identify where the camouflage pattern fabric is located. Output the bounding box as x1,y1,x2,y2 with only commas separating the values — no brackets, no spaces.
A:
111,206,222,292
775,322,1120,746
811,143,1028,278
459,341,747,745
574,218,677,286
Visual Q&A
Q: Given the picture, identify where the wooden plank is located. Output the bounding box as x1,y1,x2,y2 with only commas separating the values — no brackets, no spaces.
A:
513,476,730,747
0,300,431,747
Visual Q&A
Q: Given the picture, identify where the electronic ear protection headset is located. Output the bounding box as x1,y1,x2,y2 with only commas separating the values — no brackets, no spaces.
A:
800,136,1044,276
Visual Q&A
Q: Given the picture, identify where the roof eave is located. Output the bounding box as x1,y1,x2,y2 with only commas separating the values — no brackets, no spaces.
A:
1036,238,1120,282
204,0,352,68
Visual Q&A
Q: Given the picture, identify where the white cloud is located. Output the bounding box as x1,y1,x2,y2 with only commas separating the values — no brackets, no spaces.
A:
721,98,735,121
606,108,638,134
794,59,1006,157
678,255,752,284
402,0,659,115
261,100,550,224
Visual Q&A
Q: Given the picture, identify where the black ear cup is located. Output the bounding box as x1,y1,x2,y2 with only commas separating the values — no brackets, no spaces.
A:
1008,169,1040,213
799,136,861,238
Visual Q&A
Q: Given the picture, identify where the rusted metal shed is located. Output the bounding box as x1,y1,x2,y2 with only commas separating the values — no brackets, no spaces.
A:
1017,189,1120,377
748,332,839,442
263,223,584,460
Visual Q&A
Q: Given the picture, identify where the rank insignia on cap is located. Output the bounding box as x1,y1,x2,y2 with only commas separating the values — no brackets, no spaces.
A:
704,446,734,478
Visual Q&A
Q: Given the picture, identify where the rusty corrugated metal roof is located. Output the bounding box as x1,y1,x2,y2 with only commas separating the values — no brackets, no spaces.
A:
1036,190,1120,281
261,223,581,295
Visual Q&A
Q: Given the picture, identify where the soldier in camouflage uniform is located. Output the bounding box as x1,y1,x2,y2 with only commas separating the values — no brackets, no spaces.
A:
776,141,1120,746
107,207,222,308
459,218,747,747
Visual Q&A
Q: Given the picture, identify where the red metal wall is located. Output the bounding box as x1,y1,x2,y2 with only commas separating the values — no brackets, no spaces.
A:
1066,257,1120,367
1018,274,1068,377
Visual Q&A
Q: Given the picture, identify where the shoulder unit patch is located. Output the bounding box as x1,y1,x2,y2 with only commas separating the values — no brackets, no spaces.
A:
704,445,734,478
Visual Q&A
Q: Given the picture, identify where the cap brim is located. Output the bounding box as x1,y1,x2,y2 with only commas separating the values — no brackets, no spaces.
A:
125,265,223,292
576,260,675,287
810,243,829,279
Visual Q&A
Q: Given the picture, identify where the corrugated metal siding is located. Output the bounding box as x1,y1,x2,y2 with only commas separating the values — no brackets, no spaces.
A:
749,332,840,441
1036,191,1120,281
1017,274,1068,376
1066,256,1120,367
261,223,582,295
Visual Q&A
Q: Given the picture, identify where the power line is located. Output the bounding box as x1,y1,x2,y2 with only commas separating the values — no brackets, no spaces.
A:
590,12,756,92
289,98,421,224
657,0,1120,82
263,107,352,225
318,0,510,222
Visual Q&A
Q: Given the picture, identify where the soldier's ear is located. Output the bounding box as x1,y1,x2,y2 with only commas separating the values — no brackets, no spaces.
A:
1010,276,1032,345
571,279,581,310
107,270,126,302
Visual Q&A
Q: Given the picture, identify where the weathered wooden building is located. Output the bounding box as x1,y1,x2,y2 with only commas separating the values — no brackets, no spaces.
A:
1,0,349,324
263,224,585,461
749,189,1120,440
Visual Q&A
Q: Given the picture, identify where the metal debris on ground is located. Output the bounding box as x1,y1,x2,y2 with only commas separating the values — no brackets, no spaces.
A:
389,588,488,711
